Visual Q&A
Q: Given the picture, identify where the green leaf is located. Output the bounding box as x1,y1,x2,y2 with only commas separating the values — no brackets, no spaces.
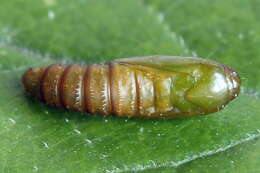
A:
176,136,260,173
0,0,188,62
140,138,260,173
0,0,259,172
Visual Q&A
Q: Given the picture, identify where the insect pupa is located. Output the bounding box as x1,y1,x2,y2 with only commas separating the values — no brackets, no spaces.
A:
22,56,240,118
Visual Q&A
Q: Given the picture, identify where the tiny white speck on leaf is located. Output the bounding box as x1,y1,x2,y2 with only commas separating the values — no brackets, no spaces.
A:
8,118,16,124
74,129,81,134
43,142,49,148
85,139,92,144
48,10,55,19
33,166,38,171
100,154,108,159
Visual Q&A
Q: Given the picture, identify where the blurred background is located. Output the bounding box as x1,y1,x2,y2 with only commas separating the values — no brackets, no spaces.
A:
0,0,259,172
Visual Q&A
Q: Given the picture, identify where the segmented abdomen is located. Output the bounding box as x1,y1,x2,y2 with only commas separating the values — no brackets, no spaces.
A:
23,63,172,117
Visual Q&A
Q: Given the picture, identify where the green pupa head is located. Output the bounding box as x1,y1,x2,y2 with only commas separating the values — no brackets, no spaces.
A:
185,63,240,112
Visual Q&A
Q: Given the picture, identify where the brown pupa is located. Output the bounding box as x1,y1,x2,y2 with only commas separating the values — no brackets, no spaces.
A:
22,56,240,118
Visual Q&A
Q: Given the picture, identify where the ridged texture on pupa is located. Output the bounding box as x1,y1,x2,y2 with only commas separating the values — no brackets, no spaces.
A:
22,56,240,118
